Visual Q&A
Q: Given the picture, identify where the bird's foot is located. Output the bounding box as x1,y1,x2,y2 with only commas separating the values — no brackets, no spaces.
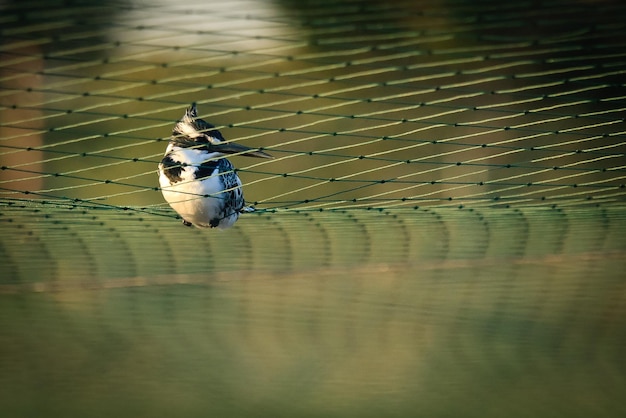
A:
240,205,255,213
182,219,193,227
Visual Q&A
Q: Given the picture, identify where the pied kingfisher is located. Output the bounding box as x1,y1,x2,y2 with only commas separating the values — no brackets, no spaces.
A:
158,104,271,229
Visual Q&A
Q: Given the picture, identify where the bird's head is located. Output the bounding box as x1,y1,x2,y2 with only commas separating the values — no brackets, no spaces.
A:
171,103,272,158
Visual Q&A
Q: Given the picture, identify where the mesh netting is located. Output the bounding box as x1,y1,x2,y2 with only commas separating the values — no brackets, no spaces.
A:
2,202,625,417
1,0,626,417
1,0,625,214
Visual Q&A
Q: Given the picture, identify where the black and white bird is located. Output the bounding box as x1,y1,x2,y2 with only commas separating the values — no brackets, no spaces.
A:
158,104,271,229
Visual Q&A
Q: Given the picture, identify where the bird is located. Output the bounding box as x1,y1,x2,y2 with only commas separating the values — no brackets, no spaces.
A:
158,103,272,229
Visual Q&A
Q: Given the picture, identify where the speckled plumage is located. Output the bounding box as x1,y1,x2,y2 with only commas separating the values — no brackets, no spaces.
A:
158,104,271,229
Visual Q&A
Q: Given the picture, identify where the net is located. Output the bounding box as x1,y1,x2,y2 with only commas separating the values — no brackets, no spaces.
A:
1,0,625,417
1,0,624,212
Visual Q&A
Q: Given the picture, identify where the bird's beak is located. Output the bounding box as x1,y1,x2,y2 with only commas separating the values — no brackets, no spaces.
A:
211,142,273,158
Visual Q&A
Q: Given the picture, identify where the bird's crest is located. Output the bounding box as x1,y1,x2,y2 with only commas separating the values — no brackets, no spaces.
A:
183,103,198,121
173,103,224,144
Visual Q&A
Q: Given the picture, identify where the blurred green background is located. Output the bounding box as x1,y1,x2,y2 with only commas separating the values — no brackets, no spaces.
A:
0,207,626,417
1,204,625,417
1,0,626,417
